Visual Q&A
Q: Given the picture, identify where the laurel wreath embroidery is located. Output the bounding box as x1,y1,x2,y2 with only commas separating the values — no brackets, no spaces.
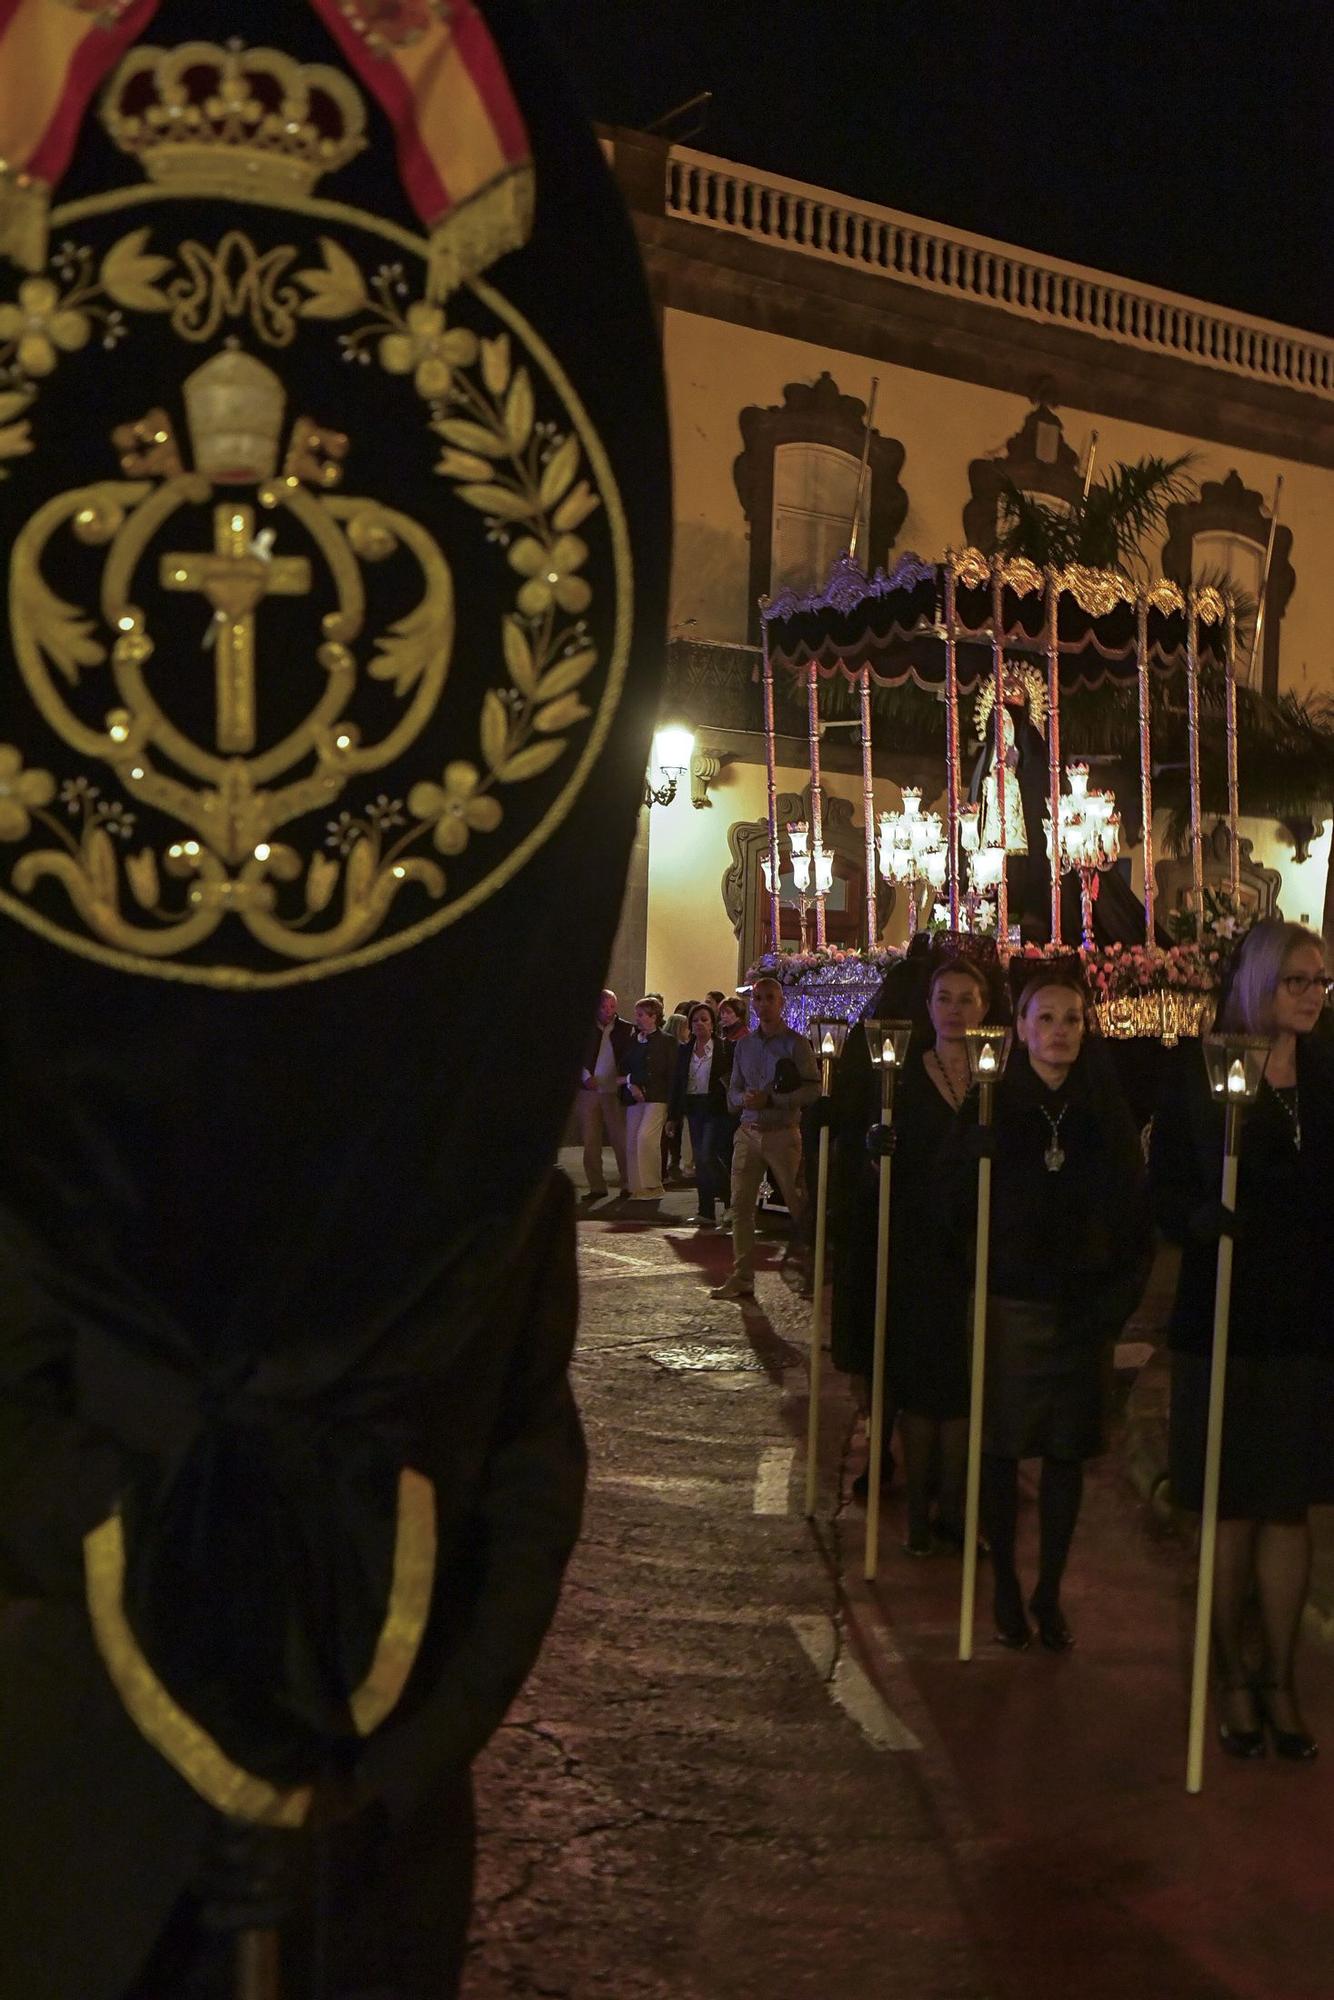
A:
319,262,602,870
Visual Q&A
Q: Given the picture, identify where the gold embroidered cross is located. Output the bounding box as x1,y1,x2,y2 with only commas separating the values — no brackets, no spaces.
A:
160,503,311,753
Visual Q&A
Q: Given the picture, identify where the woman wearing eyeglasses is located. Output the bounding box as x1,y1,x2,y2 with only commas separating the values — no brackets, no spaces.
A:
1150,918,1334,1761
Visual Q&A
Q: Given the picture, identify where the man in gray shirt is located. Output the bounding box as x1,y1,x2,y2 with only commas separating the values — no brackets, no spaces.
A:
710,975,819,1301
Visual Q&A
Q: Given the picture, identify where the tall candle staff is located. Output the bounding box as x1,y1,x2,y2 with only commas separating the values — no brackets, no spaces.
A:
804,1016,851,1518
1185,1032,1271,1794
860,1018,916,1578
958,1024,1014,1661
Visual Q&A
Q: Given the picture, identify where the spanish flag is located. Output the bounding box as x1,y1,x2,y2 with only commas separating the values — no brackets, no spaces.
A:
0,0,532,288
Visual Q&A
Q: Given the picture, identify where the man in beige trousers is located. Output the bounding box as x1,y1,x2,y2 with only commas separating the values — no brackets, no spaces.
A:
577,989,632,1200
710,977,819,1301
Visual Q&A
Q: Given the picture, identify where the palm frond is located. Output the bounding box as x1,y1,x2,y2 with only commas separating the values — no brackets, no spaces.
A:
996,452,1199,576
1078,454,1197,572
995,482,1081,568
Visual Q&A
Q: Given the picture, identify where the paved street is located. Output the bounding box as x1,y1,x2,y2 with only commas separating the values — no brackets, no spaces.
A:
466,1178,1334,2000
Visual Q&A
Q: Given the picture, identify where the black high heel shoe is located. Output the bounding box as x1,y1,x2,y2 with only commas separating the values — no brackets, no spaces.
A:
1256,1685,1319,1762
993,1580,1031,1650
1216,1684,1265,1760
1028,1596,1075,1653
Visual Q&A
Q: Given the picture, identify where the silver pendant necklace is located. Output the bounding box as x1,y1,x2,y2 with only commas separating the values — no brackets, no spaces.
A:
1039,1103,1069,1173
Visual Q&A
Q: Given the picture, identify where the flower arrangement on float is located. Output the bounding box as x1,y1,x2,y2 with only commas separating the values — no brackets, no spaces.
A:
746,943,903,989
1016,894,1252,1041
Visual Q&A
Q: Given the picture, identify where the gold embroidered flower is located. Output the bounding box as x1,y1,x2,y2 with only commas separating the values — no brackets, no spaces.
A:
0,744,55,840
0,277,91,378
408,761,503,856
379,304,478,399
508,534,591,616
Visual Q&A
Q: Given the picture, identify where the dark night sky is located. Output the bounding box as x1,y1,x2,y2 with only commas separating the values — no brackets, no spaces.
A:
535,0,1334,339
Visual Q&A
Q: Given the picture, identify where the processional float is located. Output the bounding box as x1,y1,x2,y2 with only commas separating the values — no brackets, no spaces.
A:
759,548,1242,962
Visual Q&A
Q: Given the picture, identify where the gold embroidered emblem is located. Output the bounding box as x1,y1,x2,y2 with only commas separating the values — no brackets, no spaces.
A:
0,41,630,985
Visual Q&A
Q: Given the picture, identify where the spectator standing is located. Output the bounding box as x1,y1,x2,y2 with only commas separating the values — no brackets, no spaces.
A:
711,976,819,1301
577,989,633,1201
621,998,675,1201
717,995,750,1044
662,1000,695,1184
668,1002,735,1226
715,994,751,1206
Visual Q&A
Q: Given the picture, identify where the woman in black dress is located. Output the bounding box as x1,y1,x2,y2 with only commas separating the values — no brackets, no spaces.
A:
1150,919,1333,1759
832,951,998,1547
949,964,1150,1649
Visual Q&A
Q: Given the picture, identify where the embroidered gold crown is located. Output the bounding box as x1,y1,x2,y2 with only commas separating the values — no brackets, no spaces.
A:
99,42,367,202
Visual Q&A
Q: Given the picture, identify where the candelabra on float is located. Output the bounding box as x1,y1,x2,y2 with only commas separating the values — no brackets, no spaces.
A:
861,1017,915,1578
958,1024,1013,1662
1044,762,1121,951
1185,1032,1270,1794
957,802,1004,934
878,789,947,940
804,1016,850,1517
761,821,833,954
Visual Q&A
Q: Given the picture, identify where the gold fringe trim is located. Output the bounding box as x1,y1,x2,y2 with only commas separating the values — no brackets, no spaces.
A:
0,171,50,272
84,1467,438,1824
425,162,534,301
1094,990,1217,1041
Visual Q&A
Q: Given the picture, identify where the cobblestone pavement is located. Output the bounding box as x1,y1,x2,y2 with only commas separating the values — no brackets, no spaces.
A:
465,1174,1333,2000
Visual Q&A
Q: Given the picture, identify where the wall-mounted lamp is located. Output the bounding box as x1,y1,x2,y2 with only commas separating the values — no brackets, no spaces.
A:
644,723,695,808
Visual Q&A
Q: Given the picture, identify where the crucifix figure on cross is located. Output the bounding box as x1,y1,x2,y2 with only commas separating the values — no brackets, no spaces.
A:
161,503,311,754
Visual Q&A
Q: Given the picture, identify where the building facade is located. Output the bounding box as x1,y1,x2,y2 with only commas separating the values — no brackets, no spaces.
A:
600,131,1334,1010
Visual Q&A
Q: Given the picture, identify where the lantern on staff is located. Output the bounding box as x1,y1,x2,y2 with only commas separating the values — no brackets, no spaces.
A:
859,1018,916,1579
803,1015,851,1518
957,1023,1014,1661
1185,1031,1271,1794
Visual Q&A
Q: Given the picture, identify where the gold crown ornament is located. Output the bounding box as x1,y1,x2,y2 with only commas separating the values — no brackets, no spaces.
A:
99,42,367,203
183,350,286,484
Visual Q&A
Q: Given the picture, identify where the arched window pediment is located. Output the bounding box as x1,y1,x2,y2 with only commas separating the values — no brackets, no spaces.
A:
1162,471,1294,696
733,373,907,642
963,402,1084,554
